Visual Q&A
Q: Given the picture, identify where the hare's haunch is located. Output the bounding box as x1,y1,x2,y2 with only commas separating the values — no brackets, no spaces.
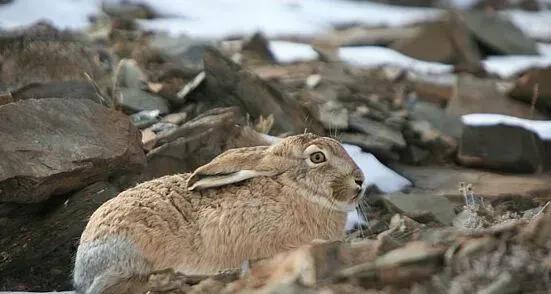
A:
73,133,365,294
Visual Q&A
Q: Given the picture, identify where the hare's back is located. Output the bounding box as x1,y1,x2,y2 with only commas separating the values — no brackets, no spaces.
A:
80,174,198,245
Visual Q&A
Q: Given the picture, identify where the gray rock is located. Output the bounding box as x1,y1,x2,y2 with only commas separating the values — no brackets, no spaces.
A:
463,10,539,55
150,33,211,71
410,100,462,139
381,191,458,225
117,87,170,115
340,132,399,162
0,98,145,203
349,114,406,149
458,123,551,173
317,100,348,130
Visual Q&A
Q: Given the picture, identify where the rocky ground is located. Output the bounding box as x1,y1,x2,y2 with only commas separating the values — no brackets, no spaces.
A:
1,0,551,293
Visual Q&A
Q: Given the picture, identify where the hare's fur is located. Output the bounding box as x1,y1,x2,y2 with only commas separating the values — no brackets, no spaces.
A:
73,133,365,294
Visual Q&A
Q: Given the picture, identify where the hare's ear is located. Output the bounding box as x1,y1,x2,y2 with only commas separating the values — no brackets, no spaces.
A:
187,146,278,191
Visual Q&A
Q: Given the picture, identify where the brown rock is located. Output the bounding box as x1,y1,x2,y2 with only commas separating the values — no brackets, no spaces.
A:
390,14,483,73
509,66,551,115
390,164,551,203
0,22,104,88
241,32,276,66
0,181,120,290
7,80,112,107
447,74,549,120
201,46,325,136
136,107,270,183
0,98,145,203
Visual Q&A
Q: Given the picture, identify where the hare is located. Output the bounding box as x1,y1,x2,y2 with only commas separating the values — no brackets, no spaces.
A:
73,133,366,294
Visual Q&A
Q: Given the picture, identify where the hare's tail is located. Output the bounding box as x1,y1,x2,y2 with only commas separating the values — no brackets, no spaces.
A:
73,236,152,294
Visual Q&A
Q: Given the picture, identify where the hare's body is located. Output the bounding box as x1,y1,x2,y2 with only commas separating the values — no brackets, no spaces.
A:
74,134,365,294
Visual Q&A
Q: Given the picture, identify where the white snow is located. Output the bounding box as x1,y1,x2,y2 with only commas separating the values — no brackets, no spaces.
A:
270,42,551,78
462,113,551,139
269,41,319,63
339,46,453,75
0,0,98,30
260,134,412,230
504,10,551,41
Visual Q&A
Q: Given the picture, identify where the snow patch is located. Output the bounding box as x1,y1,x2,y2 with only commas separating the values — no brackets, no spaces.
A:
462,113,551,139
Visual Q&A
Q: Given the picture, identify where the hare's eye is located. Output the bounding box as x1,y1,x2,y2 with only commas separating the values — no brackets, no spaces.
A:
309,152,326,164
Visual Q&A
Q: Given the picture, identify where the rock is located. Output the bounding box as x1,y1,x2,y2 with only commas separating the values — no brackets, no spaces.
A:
6,80,112,108
0,181,120,291
508,66,551,114
409,100,462,139
446,74,549,120
0,22,104,89
458,123,551,173
132,107,271,184
117,87,170,115
413,81,453,106
379,191,457,225
113,59,171,114
201,46,325,136
0,98,145,203
340,132,400,162
130,109,161,129
317,100,348,130
349,114,406,149
404,120,458,162
241,32,277,66
149,33,211,71
0,92,13,106
389,165,551,203
161,112,188,125
462,10,539,55
390,14,484,73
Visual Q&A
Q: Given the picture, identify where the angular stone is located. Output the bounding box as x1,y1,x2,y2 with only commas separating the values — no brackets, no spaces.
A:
389,164,551,203
241,31,277,66
458,123,551,173
509,66,551,114
8,80,112,108
317,100,348,130
0,181,120,290
0,22,104,89
149,33,211,71
349,114,406,149
447,74,549,120
0,98,145,203
390,15,483,73
117,87,170,115
136,107,270,183
380,192,457,225
201,46,325,136
410,100,462,139
340,132,399,162
463,10,539,55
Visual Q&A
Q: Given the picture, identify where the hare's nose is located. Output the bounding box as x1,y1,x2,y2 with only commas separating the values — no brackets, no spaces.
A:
355,179,363,188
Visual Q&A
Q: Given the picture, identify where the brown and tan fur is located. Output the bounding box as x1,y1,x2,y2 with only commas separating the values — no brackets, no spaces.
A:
73,133,365,294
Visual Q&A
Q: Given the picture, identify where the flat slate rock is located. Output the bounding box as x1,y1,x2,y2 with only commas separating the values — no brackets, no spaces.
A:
458,123,551,173
390,164,551,202
0,98,145,203
463,10,539,55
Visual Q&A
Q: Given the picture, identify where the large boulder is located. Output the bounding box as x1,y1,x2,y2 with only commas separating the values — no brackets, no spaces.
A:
0,98,146,203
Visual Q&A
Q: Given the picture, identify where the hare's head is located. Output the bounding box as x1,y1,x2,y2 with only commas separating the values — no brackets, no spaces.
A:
187,133,365,212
